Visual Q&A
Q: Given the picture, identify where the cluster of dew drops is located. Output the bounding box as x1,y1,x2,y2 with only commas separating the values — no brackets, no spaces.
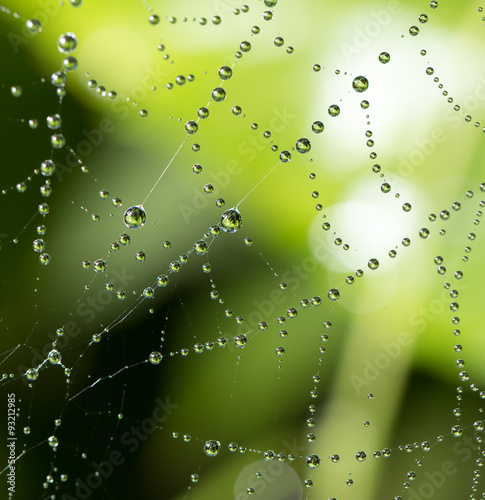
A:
2,5,83,264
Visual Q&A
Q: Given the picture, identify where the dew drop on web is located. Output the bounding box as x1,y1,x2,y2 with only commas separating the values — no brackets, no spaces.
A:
123,205,146,229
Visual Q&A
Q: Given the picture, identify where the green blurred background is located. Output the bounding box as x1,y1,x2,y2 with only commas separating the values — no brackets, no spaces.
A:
1,1,485,499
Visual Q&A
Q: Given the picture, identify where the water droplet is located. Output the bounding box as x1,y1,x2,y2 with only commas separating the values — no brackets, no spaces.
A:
185,121,198,134
419,228,430,239
39,253,51,265
46,114,61,130
311,121,324,133
149,351,162,364
148,14,160,24
118,234,130,246
33,239,45,252
123,206,146,229
135,251,146,262
157,275,169,287
352,76,369,92
306,454,321,469
368,258,379,270
198,107,209,119
328,288,340,301
451,425,463,437
57,33,77,54
204,440,221,457
26,19,42,34
274,36,284,47
26,368,39,381
234,334,247,348
328,105,340,117
194,240,208,255
48,436,59,448
221,208,242,233
240,41,251,52
48,349,61,364
218,66,232,79
409,26,420,36
379,52,391,64
92,259,106,273
279,150,291,162
63,56,78,72
212,87,226,102
51,133,66,148
296,138,311,153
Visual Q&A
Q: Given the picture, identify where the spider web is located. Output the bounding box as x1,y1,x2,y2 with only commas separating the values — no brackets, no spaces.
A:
1,1,485,499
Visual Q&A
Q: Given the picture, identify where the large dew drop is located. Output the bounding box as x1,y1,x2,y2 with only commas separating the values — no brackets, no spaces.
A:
123,205,146,229
185,121,198,134
194,240,208,255
234,334,247,348
306,454,321,469
48,349,61,364
379,51,391,64
26,19,42,34
204,440,221,457
328,105,340,117
296,138,311,153
221,208,242,233
57,33,78,54
368,258,379,270
26,368,39,381
149,351,162,365
212,87,226,102
352,76,369,92
48,436,59,448
218,66,232,80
